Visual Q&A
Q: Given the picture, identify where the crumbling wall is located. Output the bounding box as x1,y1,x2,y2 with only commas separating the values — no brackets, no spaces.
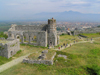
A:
7,18,59,47
23,50,56,65
7,39,20,58
15,25,47,31
0,43,8,58
0,39,20,58
23,31,47,47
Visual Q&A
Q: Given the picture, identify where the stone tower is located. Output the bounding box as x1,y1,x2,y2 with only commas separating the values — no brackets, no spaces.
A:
48,18,57,46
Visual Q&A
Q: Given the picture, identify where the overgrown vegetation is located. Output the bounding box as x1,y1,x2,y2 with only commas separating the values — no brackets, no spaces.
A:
0,56,12,65
84,64,100,75
1,34,100,75
80,33,100,38
0,32,8,39
21,44,47,49
16,50,22,54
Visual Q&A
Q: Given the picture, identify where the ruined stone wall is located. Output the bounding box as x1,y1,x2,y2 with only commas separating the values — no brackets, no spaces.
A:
23,52,56,65
0,39,20,58
15,25,47,31
47,31,58,46
23,31,47,47
7,39,20,58
7,31,23,40
0,43,8,58
7,18,58,47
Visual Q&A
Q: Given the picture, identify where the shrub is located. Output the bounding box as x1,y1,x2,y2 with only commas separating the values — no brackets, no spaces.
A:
0,32,8,39
20,44,47,48
90,48,100,55
56,51,67,55
37,64,48,70
56,57,66,62
60,33,66,36
85,64,100,75
17,50,22,54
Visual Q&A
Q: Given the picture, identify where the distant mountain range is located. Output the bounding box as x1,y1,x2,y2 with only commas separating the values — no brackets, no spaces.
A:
1,11,100,22
30,11,100,22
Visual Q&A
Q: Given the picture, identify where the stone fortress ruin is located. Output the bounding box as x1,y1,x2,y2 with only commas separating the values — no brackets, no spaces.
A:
7,18,59,47
0,18,59,58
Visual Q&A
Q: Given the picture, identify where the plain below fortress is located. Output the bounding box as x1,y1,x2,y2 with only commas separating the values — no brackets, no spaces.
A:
7,18,59,47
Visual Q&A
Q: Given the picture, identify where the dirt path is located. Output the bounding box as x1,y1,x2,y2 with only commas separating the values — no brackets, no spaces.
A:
54,40,94,51
0,53,33,73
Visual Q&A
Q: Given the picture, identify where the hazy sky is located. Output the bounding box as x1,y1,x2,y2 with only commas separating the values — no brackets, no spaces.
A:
0,0,100,20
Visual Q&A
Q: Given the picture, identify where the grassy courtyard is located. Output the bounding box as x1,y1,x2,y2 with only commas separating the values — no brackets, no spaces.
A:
0,34,100,75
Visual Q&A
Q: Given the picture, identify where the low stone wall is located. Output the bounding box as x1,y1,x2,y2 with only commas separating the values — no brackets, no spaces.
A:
0,38,5,40
7,39,14,41
79,34,87,38
23,52,56,65
23,59,53,65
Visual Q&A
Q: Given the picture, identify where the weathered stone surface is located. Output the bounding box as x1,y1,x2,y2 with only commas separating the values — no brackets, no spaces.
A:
23,50,56,65
7,18,59,47
58,54,67,59
0,39,20,58
42,50,48,53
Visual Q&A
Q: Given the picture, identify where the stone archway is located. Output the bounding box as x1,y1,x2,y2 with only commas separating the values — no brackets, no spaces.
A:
16,35,22,42
49,40,53,46
16,35,20,39
11,51,13,56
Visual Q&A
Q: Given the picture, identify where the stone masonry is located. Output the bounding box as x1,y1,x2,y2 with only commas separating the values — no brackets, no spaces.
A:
7,18,59,47
0,39,20,58
23,50,56,65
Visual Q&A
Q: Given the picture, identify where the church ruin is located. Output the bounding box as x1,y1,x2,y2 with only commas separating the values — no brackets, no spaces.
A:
7,18,59,47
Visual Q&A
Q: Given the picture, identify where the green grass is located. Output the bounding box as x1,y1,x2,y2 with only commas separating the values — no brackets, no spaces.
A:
0,56,12,65
58,35,82,47
80,33,100,38
1,34,100,75
0,45,48,65
0,50,22,65
28,50,56,60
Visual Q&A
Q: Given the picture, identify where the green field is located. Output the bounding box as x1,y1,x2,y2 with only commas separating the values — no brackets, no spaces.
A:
0,34,100,75
80,33,100,38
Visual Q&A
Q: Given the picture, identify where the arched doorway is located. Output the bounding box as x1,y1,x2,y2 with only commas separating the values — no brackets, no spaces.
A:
49,40,53,46
11,51,13,56
16,35,20,39
16,35,21,42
